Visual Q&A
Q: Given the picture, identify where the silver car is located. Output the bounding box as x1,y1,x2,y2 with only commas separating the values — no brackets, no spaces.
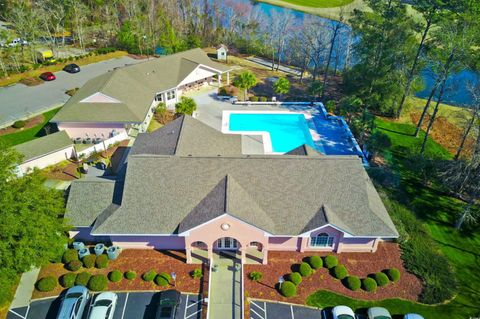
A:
368,307,392,319
88,292,118,319
56,286,89,319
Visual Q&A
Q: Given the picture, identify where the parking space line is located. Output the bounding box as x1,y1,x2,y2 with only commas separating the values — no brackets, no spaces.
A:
8,309,25,319
186,298,202,309
185,309,202,319
85,295,94,319
120,293,129,319
290,305,294,319
250,307,264,319
183,295,189,319
249,301,266,319
264,302,267,319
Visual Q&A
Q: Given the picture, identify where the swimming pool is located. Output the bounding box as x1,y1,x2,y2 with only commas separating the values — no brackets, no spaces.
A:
224,111,316,153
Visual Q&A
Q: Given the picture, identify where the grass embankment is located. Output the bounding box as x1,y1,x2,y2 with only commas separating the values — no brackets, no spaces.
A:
0,50,128,87
0,108,60,146
308,118,480,318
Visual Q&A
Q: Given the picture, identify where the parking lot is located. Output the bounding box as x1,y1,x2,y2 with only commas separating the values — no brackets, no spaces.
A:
249,300,322,319
7,292,202,319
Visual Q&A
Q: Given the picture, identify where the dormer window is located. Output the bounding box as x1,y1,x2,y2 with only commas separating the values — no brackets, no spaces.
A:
310,232,334,247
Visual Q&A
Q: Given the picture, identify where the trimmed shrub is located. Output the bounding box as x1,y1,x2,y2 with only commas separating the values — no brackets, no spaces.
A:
249,271,263,282
191,268,203,279
308,256,323,269
88,274,108,291
280,281,296,297
12,120,26,129
95,254,109,269
249,96,259,102
288,272,302,286
108,270,123,282
124,271,136,280
82,255,96,268
63,249,79,263
66,260,82,272
60,273,77,288
333,265,348,280
299,262,313,277
218,86,228,96
386,268,401,283
36,276,57,292
159,272,171,283
259,96,267,102
362,277,377,292
374,272,390,287
346,276,361,291
324,255,339,269
154,274,169,287
75,272,91,286
143,270,157,282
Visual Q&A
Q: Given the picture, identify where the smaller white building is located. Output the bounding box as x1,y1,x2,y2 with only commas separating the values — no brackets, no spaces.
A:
14,130,74,176
216,44,228,61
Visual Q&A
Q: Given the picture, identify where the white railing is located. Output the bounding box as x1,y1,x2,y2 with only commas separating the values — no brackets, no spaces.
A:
206,258,213,319
240,262,245,319
76,132,129,159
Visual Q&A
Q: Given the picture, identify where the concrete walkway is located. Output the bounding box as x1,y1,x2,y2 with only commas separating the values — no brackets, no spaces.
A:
209,254,243,319
10,268,40,309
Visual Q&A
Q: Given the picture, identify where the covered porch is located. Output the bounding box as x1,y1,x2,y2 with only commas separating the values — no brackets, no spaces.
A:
187,239,267,265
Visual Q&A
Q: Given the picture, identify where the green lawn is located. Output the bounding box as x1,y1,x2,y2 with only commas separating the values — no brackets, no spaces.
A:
0,108,60,147
278,0,354,8
307,118,480,318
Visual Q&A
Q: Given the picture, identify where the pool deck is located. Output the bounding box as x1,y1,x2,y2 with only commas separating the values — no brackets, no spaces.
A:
193,88,364,159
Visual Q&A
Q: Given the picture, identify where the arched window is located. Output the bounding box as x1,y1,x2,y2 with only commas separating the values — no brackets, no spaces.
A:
310,232,334,247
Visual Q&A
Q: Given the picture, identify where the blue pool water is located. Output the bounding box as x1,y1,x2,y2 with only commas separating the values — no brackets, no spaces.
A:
229,113,315,153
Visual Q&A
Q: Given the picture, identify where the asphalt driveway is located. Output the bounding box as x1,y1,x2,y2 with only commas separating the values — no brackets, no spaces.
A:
249,300,322,319
7,292,202,319
0,56,141,128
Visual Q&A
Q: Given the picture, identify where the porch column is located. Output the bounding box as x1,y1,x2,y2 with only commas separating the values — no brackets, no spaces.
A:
335,232,344,254
299,237,309,252
262,247,268,265
217,74,222,87
240,247,246,264
186,247,192,263
207,247,213,261
371,238,380,252
226,72,230,85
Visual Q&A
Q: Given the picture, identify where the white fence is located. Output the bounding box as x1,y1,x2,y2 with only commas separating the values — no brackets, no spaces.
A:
75,132,129,159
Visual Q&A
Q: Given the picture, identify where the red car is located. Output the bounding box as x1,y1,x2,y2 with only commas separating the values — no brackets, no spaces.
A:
39,72,56,81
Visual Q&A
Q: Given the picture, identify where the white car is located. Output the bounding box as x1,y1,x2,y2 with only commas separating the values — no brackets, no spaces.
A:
8,38,28,47
404,314,425,319
88,292,118,319
332,305,356,319
368,307,392,319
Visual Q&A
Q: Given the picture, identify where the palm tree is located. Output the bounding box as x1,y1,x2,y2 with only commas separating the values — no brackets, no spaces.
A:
233,71,257,101
273,77,290,101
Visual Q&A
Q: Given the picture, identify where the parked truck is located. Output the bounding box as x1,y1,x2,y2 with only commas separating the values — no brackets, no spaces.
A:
35,49,55,63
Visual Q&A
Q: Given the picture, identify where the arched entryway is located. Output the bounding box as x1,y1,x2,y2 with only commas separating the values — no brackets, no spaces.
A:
246,241,265,264
190,241,209,264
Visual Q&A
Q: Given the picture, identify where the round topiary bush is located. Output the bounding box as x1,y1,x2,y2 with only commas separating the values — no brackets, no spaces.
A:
249,271,263,282
324,255,338,269
299,262,313,277
108,270,123,282
362,277,378,292
36,276,57,292
12,120,26,129
333,265,348,280
159,272,171,283
82,255,96,268
154,274,169,287
280,281,297,297
88,274,108,291
308,255,323,269
346,276,361,291
288,272,302,286
143,270,157,282
63,249,78,264
374,272,390,287
60,273,77,288
75,272,91,286
124,271,136,280
191,268,203,279
66,260,82,272
386,268,401,283
95,254,109,269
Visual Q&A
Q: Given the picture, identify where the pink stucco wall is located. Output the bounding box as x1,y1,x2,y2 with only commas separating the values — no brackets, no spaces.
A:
57,122,127,139
268,237,301,251
110,236,185,250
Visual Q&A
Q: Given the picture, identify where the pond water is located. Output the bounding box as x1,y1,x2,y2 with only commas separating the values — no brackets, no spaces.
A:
217,0,478,106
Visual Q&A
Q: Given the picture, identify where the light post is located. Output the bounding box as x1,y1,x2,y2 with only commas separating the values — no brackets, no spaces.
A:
278,276,284,289
171,272,176,287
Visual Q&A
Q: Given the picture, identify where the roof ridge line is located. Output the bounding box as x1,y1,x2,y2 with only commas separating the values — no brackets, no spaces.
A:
173,116,186,155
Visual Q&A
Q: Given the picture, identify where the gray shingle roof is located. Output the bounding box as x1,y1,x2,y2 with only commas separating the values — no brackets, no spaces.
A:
52,48,231,123
14,130,72,163
65,177,116,227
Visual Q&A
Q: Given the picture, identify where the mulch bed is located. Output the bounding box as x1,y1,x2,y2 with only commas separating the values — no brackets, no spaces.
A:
33,250,204,300
244,242,423,305
411,112,475,157
0,114,45,136
19,77,43,86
